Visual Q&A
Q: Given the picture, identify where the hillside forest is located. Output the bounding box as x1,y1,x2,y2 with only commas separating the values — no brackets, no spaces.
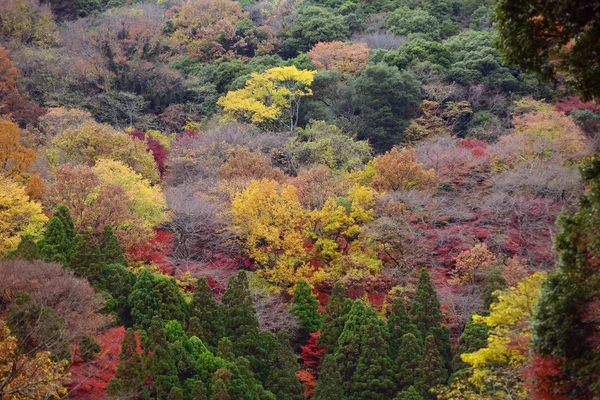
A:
1,0,600,398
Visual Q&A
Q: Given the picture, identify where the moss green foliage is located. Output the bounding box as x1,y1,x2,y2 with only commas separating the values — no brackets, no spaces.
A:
394,333,422,390
414,336,447,399
290,279,322,340
266,331,304,400
313,354,345,400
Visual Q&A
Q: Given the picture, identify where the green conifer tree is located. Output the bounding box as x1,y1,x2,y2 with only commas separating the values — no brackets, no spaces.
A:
450,315,488,372
129,269,160,330
388,298,421,359
153,275,189,323
37,217,71,265
350,317,395,399
54,204,76,242
318,282,352,352
79,333,101,361
394,386,423,400
145,317,179,400
265,331,304,400
167,387,184,400
312,354,345,400
414,336,447,400
409,268,451,369
482,268,507,311
217,337,235,362
394,333,422,390
4,234,39,260
290,279,323,341
99,225,126,265
188,277,223,349
108,328,144,398
210,378,230,400
191,380,208,400
70,228,101,280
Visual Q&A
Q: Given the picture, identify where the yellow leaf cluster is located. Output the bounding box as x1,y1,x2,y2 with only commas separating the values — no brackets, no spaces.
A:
0,322,69,399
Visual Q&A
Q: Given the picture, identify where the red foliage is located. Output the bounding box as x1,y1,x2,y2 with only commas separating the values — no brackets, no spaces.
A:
296,370,317,398
67,327,138,399
127,130,168,177
300,332,325,370
555,96,600,115
459,138,488,149
524,354,571,400
127,229,175,272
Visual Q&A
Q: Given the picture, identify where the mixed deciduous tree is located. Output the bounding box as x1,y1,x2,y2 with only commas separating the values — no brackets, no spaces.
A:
308,41,369,76
369,147,438,192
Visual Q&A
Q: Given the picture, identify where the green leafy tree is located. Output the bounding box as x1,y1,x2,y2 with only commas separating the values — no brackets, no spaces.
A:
217,338,235,362
192,380,208,400
79,334,101,362
350,317,395,399
395,386,423,400
99,225,126,265
352,63,420,152
414,336,447,400
531,158,600,397
482,268,507,311
266,331,304,400
129,269,160,330
286,6,349,55
167,387,184,400
312,354,345,400
107,328,144,398
4,234,39,260
451,316,488,373
318,282,351,352
290,279,322,342
394,333,422,391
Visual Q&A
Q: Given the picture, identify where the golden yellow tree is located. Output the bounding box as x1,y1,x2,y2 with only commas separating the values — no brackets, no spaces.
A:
0,177,47,255
217,66,316,132
460,272,546,399
0,322,69,399
230,179,310,287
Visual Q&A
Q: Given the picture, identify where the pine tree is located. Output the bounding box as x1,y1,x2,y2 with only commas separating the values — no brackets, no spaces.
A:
210,378,230,400
318,282,352,352
387,298,421,359
145,317,179,400
108,328,144,398
266,331,304,400
394,333,422,390
153,275,189,323
167,387,184,400
394,386,423,400
290,279,322,342
409,268,451,369
99,225,126,265
414,336,447,400
188,277,223,349
4,234,39,260
37,216,71,265
191,380,208,400
217,337,235,361
70,228,101,280
350,317,395,399
53,204,76,242
483,268,507,311
129,269,160,330
312,354,345,400
450,315,488,372
335,300,374,394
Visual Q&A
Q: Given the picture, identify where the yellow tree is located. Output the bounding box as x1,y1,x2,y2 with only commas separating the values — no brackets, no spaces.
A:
217,66,316,132
0,177,47,255
460,272,546,399
0,322,69,399
230,179,310,287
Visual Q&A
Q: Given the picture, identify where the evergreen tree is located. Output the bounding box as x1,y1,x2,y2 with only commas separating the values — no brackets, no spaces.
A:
394,386,423,400
414,336,447,400
312,354,345,400
335,300,373,394
108,328,144,398
191,380,208,400
482,268,507,311
350,317,395,400
318,282,351,352
217,337,235,362
37,216,71,265
154,275,189,323
409,268,451,369
394,333,422,390
266,331,304,400
210,377,230,400
99,225,126,265
70,228,101,280
189,277,223,349
129,269,160,330
167,387,184,400
4,234,39,260
387,298,421,359
290,279,322,342
53,204,76,242
79,333,101,361
145,317,179,400
450,315,488,372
